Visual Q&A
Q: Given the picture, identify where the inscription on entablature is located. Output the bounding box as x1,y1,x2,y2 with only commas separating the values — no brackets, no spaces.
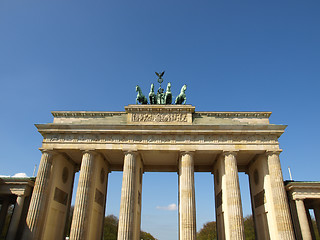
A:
131,113,187,122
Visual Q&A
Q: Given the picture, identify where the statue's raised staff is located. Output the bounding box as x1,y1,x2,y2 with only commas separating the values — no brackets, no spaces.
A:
156,87,164,104
155,71,165,104
175,84,187,104
149,83,156,104
135,85,148,104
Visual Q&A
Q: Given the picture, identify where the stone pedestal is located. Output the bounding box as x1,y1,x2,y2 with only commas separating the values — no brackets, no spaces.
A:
179,152,196,240
267,151,295,239
23,150,53,240
6,195,25,240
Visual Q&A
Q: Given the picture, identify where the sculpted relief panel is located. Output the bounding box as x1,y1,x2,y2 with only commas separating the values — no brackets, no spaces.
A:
131,113,188,123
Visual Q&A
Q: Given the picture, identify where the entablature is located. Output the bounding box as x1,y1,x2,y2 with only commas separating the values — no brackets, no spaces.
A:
50,105,274,125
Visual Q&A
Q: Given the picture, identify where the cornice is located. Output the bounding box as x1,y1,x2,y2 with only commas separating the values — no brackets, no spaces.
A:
51,110,271,119
35,124,286,136
286,182,320,191
36,123,286,131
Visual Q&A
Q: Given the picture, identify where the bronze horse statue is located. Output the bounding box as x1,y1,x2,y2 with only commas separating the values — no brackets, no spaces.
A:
136,85,148,104
175,84,187,104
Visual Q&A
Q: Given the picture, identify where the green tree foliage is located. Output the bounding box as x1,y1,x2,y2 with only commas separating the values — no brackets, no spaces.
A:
197,215,256,239
197,221,217,240
243,215,255,240
140,230,157,240
103,215,118,240
197,215,320,239
102,214,157,240
65,206,157,240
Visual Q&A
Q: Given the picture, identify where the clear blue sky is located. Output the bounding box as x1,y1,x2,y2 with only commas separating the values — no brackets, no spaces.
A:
1,1,320,239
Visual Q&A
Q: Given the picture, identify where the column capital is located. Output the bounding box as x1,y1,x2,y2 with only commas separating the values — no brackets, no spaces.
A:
180,151,195,157
123,150,139,156
265,150,282,156
222,150,238,157
11,191,28,197
81,149,97,154
39,148,56,156
295,198,306,201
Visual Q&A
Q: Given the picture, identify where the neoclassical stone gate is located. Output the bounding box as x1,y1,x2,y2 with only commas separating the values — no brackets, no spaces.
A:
22,105,295,240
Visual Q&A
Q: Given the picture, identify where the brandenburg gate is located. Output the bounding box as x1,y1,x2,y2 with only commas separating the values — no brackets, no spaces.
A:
21,104,295,240
21,75,296,239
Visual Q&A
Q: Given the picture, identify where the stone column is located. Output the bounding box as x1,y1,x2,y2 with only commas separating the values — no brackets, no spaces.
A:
223,151,245,240
24,150,53,240
70,151,95,240
0,198,10,233
6,195,25,240
314,206,320,236
179,151,196,240
266,151,295,239
295,199,312,240
117,151,137,240
306,206,316,240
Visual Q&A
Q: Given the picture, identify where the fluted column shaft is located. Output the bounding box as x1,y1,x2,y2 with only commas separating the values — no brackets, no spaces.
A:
224,152,245,240
306,206,316,240
7,195,25,240
70,151,95,240
267,151,295,239
295,199,312,240
314,206,320,236
179,152,196,240
117,151,137,240
24,150,53,240
0,198,10,233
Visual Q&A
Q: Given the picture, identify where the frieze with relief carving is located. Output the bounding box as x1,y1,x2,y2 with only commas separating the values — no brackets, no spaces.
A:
43,133,279,145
